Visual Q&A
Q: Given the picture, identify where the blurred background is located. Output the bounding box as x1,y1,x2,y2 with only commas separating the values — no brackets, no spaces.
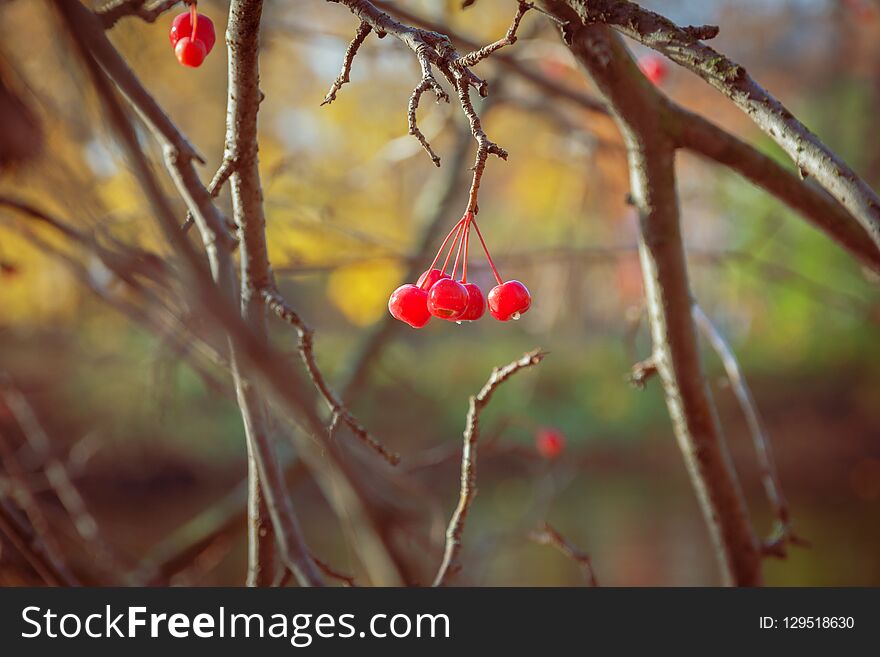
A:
0,0,878,586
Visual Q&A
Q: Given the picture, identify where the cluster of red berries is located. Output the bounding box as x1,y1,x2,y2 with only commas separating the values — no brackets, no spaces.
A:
388,212,531,328
169,3,215,68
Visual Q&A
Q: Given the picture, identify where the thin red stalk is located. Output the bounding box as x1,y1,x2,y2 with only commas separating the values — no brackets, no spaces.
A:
450,219,467,280
423,216,466,287
462,216,471,284
190,3,197,38
440,221,465,275
471,217,502,285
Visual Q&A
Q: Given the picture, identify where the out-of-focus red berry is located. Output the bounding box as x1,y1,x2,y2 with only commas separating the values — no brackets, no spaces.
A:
638,55,668,85
536,428,566,459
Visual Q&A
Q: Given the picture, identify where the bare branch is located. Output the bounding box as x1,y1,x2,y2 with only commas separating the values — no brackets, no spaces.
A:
628,356,657,390
322,21,372,106
326,0,530,210
182,157,238,234
537,7,763,585
455,1,533,68
692,305,808,559
224,0,323,588
433,349,546,586
530,522,599,586
0,416,79,585
97,0,181,29
311,556,357,587
261,286,400,466
0,497,79,586
563,0,880,256
372,1,880,271
0,378,130,581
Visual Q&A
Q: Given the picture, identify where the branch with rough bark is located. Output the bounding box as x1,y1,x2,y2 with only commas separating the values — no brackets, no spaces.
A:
324,0,530,211
433,349,545,587
557,0,880,256
372,1,880,272
58,0,410,587
261,287,400,466
538,2,763,586
97,0,181,29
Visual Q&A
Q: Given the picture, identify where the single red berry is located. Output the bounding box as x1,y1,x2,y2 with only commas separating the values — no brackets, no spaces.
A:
458,282,485,321
488,280,531,321
427,278,469,319
417,268,450,290
175,37,207,67
388,284,431,328
638,55,668,85
536,428,566,459
169,12,216,54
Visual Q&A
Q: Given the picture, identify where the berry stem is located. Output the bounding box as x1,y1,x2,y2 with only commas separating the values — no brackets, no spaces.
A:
423,216,466,287
451,215,469,280
190,2,198,39
471,217,503,285
441,221,465,275
462,214,471,284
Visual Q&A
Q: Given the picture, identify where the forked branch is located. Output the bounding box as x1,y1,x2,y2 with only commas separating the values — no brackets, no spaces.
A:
433,349,545,586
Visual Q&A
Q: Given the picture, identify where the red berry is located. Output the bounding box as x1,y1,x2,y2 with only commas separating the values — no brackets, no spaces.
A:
638,55,667,85
427,278,469,319
487,280,531,321
458,283,485,321
175,37,207,67
388,284,431,328
536,428,565,459
169,12,216,54
417,268,450,290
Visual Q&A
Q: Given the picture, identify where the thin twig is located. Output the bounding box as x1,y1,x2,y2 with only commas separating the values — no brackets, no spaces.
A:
0,377,130,582
0,430,78,585
530,522,599,586
181,157,238,234
326,0,530,211
692,304,807,558
566,0,880,256
97,0,181,29
433,349,545,586
0,497,79,586
261,286,400,466
321,21,372,106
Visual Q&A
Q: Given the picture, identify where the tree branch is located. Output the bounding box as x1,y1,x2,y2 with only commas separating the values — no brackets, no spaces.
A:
538,4,763,585
261,287,400,466
321,21,372,106
97,0,181,29
692,305,807,558
224,0,323,588
325,0,528,208
530,522,599,586
371,1,880,272
563,0,880,256
433,349,545,586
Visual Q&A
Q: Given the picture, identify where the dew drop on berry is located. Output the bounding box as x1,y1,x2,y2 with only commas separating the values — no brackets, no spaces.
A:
511,312,521,320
